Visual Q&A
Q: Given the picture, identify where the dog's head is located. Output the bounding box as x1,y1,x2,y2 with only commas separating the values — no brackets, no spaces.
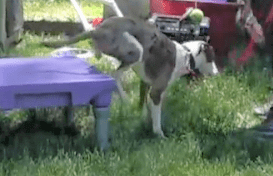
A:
183,41,219,77
196,43,219,76
91,17,144,65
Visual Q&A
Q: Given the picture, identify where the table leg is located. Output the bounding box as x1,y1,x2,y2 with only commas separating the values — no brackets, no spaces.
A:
28,108,36,121
64,105,74,126
93,107,111,151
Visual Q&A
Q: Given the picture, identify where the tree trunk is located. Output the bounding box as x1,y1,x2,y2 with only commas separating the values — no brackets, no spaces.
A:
0,0,7,52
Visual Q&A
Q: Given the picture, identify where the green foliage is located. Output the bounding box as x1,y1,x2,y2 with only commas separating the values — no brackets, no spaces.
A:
6,32,54,57
24,0,103,22
165,70,271,136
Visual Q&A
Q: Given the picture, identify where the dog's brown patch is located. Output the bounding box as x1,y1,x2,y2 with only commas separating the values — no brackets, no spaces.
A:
144,33,176,81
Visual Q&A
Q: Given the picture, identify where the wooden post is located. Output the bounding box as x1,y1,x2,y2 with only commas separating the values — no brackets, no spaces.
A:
103,0,149,19
0,0,7,52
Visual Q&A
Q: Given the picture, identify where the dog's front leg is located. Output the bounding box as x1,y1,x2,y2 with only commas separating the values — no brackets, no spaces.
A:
113,64,130,100
149,88,166,138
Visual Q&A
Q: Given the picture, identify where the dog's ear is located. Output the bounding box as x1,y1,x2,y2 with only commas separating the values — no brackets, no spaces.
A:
201,44,215,62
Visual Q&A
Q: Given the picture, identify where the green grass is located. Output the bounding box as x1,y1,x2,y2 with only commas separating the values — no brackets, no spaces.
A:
24,0,103,21
165,70,271,135
1,0,273,175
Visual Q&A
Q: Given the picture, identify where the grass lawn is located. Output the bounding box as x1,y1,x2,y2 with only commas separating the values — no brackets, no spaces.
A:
1,0,273,175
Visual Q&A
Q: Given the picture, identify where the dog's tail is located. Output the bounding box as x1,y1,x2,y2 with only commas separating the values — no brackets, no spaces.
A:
41,31,94,48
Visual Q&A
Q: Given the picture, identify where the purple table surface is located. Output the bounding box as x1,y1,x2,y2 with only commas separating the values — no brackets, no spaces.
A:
0,56,117,110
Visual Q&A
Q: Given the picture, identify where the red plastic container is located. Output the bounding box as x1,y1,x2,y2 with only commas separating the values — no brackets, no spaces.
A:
150,0,241,67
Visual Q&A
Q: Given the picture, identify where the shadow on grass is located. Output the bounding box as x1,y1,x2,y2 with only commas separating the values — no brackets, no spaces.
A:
200,125,273,166
1,101,273,167
0,119,98,161
129,108,273,166
0,107,98,161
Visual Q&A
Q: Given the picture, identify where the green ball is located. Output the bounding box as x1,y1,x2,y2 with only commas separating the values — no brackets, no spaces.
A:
188,8,204,24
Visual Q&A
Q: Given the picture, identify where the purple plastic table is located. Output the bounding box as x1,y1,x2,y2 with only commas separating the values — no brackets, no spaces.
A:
0,56,117,151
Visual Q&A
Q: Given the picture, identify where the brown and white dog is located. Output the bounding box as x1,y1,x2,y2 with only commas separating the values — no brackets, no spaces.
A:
42,16,218,138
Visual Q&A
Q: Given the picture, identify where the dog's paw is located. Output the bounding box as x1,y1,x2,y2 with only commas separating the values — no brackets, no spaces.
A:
154,130,167,139
120,91,128,100
116,88,129,101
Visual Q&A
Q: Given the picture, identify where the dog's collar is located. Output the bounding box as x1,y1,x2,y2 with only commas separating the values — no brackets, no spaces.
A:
188,69,198,78
182,45,197,72
181,44,200,78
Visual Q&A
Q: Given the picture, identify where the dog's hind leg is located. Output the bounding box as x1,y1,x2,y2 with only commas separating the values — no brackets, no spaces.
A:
139,80,151,121
139,80,150,109
112,31,144,100
149,88,166,138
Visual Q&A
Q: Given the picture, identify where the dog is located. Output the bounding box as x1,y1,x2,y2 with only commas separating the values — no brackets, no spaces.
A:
42,16,219,138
